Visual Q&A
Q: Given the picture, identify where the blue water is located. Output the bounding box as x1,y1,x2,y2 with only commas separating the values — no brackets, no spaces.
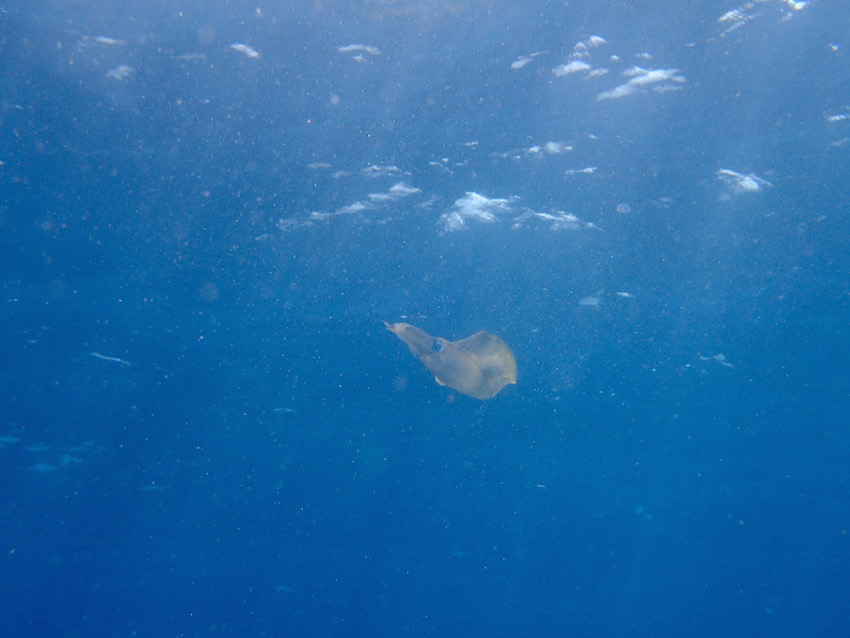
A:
2,1,849,636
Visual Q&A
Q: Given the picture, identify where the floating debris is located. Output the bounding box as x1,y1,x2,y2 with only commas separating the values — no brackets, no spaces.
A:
716,168,773,194
699,353,735,368
89,351,132,367
105,65,133,80
230,43,259,58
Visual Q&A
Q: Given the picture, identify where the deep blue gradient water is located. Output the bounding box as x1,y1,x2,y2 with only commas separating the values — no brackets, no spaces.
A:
2,1,849,636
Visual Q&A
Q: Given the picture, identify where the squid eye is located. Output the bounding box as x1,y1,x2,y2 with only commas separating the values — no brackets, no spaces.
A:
432,340,444,353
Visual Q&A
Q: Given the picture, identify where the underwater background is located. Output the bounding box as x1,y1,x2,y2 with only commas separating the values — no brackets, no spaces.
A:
1,1,849,635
